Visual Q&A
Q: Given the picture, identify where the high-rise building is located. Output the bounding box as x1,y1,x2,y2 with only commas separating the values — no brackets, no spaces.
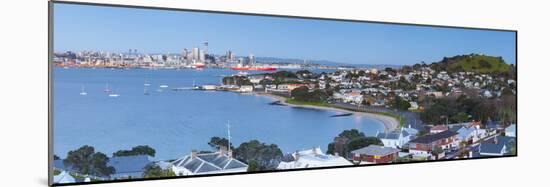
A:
182,48,189,60
192,47,200,61
199,50,206,62
248,54,255,65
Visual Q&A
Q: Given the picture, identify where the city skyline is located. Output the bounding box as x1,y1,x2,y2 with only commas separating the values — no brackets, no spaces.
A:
54,3,516,65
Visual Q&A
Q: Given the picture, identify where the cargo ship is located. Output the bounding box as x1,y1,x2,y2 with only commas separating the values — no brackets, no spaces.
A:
191,62,205,69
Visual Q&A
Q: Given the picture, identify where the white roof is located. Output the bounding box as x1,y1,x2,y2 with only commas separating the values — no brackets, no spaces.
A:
277,147,352,169
53,171,75,184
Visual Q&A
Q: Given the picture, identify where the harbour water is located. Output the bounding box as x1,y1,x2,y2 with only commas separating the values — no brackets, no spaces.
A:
53,68,384,160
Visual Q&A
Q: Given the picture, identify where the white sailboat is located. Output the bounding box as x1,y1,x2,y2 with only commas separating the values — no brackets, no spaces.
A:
79,86,87,96
104,83,112,93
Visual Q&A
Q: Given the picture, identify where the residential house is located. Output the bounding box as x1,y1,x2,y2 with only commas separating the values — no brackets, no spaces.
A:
350,145,400,164
408,131,458,155
277,147,352,169
171,149,248,176
376,129,411,149
478,136,516,156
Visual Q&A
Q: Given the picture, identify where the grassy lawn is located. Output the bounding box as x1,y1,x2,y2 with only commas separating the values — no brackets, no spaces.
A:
286,98,330,107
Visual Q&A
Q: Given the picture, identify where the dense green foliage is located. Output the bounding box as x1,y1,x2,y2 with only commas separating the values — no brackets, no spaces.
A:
113,145,156,157
246,160,259,172
235,140,283,171
271,71,297,80
142,164,176,178
223,76,252,85
64,145,115,177
390,96,411,110
430,54,511,74
420,94,516,124
326,129,382,158
290,86,329,103
208,136,233,151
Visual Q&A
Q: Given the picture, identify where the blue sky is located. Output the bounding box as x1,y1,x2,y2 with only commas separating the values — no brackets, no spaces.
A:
54,3,516,65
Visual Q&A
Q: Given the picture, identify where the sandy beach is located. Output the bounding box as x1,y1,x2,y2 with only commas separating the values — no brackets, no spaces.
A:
255,92,399,133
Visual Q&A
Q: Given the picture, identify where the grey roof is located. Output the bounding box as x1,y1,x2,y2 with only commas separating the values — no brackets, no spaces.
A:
377,132,399,140
351,145,399,156
108,155,151,175
409,130,458,144
479,136,515,155
172,152,248,174
377,130,409,140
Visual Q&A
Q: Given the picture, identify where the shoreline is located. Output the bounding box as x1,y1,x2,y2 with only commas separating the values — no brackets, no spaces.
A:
255,92,399,133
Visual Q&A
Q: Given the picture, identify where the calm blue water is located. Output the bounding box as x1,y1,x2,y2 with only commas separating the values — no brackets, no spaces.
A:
53,68,384,160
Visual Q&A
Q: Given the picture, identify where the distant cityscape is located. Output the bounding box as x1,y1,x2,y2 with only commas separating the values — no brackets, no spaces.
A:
53,42,344,70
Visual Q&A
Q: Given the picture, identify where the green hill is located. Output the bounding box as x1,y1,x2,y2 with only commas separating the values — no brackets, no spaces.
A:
431,54,512,74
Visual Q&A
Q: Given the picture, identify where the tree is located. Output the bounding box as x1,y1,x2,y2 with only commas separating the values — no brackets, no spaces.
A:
337,129,365,140
235,140,283,171
290,86,309,101
326,129,381,158
451,112,469,123
142,164,176,178
432,147,444,156
208,136,232,151
113,145,156,157
391,96,411,111
506,143,517,156
53,154,60,160
64,145,115,177
246,160,259,172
